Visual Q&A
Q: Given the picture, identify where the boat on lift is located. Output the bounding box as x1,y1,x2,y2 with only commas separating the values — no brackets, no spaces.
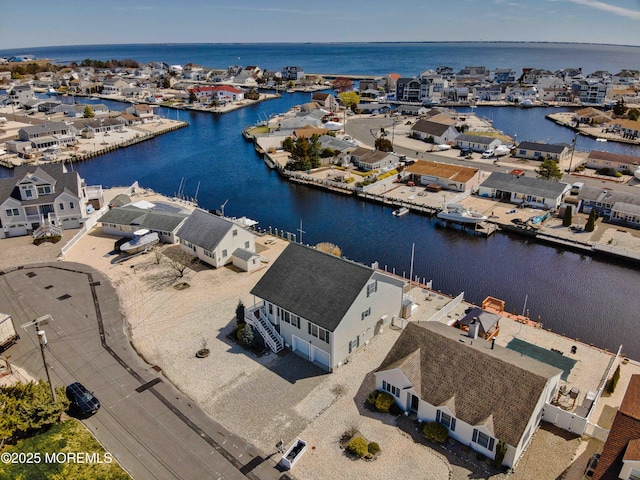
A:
437,204,488,224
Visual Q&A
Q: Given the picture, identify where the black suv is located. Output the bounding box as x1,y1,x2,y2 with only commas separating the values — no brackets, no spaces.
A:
66,382,100,416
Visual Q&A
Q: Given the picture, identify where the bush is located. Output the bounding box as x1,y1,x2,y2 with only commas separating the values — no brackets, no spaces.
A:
347,437,368,458
374,392,395,413
366,390,379,405
422,422,449,443
367,441,381,456
389,402,402,416
33,235,61,246
607,365,621,394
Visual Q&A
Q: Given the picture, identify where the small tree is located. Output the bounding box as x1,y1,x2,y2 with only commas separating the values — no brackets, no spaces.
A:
241,323,254,347
338,91,360,110
347,437,368,458
374,392,395,413
282,137,294,152
236,300,246,327
83,106,95,118
607,365,621,394
562,206,572,227
613,98,626,116
495,440,508,468
188,91,197,104
167,249,194,278
585,209,597,232
535,158,563,181
422,422,449,443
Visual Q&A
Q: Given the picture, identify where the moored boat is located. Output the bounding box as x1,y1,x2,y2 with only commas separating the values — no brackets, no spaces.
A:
392,207,410,216
437,204,488,224
120,229,159,254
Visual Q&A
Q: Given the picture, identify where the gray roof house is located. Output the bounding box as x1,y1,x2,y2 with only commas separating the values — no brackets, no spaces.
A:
176,209,257,269
374,321,561,469
248,242,405,369
99,205,189,244
411,119,459,144
0,164,102,238
578,186,640,228
454,134,502,152
478,172,570,209
514,141,570,161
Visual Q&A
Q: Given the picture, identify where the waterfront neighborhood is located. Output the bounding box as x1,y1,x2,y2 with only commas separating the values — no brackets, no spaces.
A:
1,48,640,480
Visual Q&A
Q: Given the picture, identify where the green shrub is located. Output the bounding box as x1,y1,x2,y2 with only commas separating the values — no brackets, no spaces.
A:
347,437,368,458
236,326,244,342
389,402,402,416
374,392,395,413
607,365,621,394
422,422,449,443
494,440,507,468
367,441,381,456
366,390,379,405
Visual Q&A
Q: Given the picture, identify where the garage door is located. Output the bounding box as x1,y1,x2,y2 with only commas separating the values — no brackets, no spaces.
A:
310,345,330,369
292,335,309,360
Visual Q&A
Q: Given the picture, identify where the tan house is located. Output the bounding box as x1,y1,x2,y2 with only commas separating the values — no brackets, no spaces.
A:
585,150,639,172
311,92,338,112
404,160,481,192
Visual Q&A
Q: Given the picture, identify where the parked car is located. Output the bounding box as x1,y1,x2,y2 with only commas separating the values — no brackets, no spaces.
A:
66,382,100,416
481,149,494,158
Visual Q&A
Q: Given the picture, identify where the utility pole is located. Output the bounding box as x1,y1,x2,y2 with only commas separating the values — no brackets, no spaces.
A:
21,314,56,403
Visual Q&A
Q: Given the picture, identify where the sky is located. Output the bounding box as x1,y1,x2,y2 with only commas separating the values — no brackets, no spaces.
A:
1,0,639,49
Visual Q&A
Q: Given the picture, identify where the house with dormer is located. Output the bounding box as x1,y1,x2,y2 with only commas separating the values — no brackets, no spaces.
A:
102,77,131,96
248,242,405,370
411,119,459,144
0,164,102,237
125,104,157,122
374,321,561,469
311,92,338,112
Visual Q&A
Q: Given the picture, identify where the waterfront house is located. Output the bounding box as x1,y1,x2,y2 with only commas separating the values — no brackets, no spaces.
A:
102,77,131,96
577,80,608,105
490,68,517,84
380,73,401,93
80,118,126,136
578,186,640,228
281,66,305,81
374,321,561,469
214,85,244,102
575,108,612,125
478,172,570,210
608,119,640,139
410,119,459,145
473,85,502,102
585,151,639,173
395,78,422,103
311,92,338,112
348,147,399,171
593,375,640,480
612,69,640,86
7,84,36,106
125,104,157,122
454,134,502,153
18,122,78,152
395,105,428,116
514,141,570,162
176,209,257,270
403,160,481,192
248,242,405,370
0,164,103,238
356,103,391,115
98,204,188,244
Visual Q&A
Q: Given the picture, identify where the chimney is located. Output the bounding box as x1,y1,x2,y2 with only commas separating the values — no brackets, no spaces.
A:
491,338,495,350
468,317,480,339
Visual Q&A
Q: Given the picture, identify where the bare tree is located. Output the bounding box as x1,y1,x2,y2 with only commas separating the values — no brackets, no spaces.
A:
166,248,195,278
152,245,163,265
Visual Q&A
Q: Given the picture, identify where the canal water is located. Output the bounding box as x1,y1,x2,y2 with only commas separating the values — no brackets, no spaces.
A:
2,93,640,358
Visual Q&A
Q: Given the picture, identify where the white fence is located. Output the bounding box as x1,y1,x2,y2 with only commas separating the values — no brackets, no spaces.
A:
427,292,465,324
59,205,109,257
543,404,588,435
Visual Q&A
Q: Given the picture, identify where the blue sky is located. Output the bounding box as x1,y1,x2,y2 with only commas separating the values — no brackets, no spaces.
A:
2,0,639,49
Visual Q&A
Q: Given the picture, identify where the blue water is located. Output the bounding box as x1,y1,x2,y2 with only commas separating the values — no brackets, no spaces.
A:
2,42,639,77
2,42,640,358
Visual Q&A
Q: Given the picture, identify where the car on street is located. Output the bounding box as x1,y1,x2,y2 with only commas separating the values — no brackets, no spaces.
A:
66,382,100,416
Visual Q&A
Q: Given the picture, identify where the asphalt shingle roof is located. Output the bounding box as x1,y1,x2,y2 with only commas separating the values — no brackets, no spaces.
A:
480,172,569,199
98,206,188,232
376,322,561,447
250,242,374,332
0,164,81,207
176,209,234,252
517,141,567,154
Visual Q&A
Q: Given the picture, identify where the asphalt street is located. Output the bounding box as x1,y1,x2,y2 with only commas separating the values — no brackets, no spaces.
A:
0,262,290,480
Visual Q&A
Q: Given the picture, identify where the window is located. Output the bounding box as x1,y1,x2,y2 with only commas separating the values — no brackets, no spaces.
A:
349,335,360,353
436,410,456,431
221,249,227,257
232,229,238,236
472,429,495,451
382,380,400,398
245,241,250,248
37,185,52,195
5,208,19,217
268,304,273,315
283,311,290,323
291,315,300,328
69,202,75,209
308,323,329,343
366,281,378,297
361,307,371,320
25,189,33,198
59,203,64,211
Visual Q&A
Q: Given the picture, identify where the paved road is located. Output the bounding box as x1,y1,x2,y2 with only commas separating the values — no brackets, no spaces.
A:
0,262,289,480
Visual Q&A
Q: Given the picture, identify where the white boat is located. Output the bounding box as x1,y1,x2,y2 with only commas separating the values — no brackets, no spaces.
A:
635,168,640,181
494,145,511,157
596,138,607,142
392,207,410,216
46,88,58,96
437,204,488,224
520,99,534,108
120,229,159,254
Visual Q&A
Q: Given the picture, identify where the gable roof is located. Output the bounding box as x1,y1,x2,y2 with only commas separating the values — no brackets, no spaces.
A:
587,150,639,166
481,172,569,198
517,141,567,154
176,209,235,251
99,206,188,232
411,119,452,137
455,134,498,145
377,322,561,447
0,164,81,206
250,242,375,332
404,160,478,184
594,375,640,480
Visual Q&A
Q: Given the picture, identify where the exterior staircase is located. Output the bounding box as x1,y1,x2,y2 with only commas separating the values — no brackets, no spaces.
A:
245,304,284,354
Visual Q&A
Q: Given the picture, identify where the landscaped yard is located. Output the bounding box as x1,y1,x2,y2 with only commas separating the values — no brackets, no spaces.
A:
0,419,129,480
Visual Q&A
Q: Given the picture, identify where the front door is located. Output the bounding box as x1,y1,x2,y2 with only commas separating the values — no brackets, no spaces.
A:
410,394,419,412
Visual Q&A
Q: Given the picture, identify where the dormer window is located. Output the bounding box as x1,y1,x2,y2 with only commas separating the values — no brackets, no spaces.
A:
37,185,52,195
20,185,35,199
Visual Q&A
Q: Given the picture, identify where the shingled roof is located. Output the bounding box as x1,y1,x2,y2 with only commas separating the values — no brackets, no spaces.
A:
594,375,640,480
376,322,561,447
250,242,375,332
176,209,234,252
480,172,569,199
0,164,81,207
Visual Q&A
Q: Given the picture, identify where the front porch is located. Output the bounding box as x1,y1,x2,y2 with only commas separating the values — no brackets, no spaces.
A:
245,302,284,354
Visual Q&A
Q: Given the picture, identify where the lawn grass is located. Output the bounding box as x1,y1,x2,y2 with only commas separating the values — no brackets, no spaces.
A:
0,419,129,480
247,125,269,135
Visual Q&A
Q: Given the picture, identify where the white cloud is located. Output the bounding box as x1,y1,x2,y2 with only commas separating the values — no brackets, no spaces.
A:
566,0,640,20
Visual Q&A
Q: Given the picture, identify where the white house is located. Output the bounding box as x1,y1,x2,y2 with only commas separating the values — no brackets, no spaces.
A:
514,141,570,162
454,134,502,153
176,209,257,269
478,172,570,210
0,164,103,238
374,322,561,469
349,147,399,171
98,205,188,244
248,242,405,371
410,119,459,145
